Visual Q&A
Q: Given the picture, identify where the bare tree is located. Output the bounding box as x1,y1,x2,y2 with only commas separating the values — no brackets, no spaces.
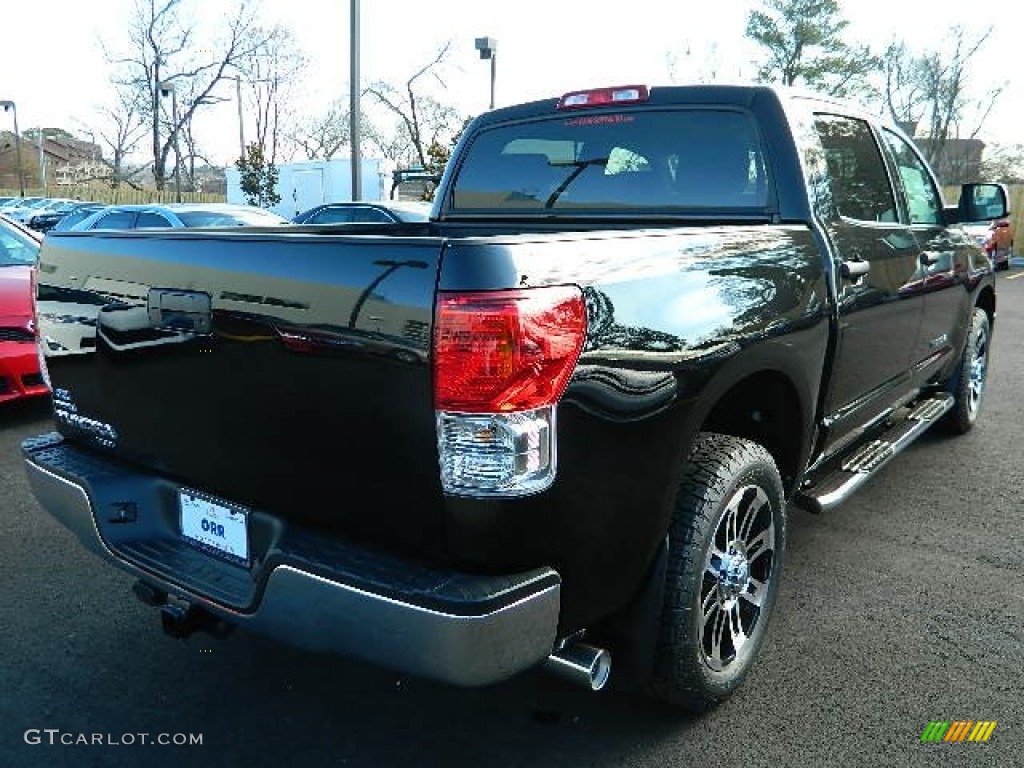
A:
82,86,149,187
289,100,350,160
667,41,731,84
105,0,280,190
287,98,380,161
364,42,465,169
179,107,219,190
882,27,1003,172
980,144,1024,184
363,119,417,168
881,41,927,134
237,26,306,165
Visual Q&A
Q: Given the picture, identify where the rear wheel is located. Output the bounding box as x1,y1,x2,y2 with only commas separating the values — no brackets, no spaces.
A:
645,433,785,712
942,307,990,434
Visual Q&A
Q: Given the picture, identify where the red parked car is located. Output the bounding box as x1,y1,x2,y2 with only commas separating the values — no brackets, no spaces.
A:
984,218,1014,271
0,215,47,404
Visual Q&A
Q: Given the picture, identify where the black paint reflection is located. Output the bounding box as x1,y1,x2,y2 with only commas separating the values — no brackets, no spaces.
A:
37,232,445,556
549,226,828,420
35,284,104,357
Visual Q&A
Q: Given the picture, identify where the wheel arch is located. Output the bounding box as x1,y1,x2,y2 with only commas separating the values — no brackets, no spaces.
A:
975,284,995,329
587,351,821,686
675,342,822,499
699,370,806,494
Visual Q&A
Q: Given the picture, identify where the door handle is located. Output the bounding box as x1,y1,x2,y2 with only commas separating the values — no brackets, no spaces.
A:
840,260,870,279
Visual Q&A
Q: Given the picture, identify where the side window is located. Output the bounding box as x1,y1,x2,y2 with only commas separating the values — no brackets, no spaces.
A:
310,207,353,224
135,212,173,228
91,211,137,230
813,115,898,224
350,208,394,223
880,130,942,225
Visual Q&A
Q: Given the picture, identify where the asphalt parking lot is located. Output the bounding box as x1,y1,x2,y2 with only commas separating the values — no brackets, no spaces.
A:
2,263,1022,768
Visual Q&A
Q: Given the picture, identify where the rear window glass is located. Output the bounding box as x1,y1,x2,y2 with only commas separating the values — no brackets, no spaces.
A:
450,109,769,212
91,211,137,230
0,226,38,266
54,207,105,231
135,212,173,228
309,207,355,224
177,210,286,227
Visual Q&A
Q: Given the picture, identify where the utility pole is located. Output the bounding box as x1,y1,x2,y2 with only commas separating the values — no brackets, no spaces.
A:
349,0,362,201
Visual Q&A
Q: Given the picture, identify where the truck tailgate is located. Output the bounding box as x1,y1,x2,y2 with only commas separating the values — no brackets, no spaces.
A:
37,229,447,558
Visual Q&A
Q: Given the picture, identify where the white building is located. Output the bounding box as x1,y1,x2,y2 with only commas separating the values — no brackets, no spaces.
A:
225,158,386,219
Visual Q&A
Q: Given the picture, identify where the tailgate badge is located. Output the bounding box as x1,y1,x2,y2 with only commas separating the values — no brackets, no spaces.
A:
53,390,119,449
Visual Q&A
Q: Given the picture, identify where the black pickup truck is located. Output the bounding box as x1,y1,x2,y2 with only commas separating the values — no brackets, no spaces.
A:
23,85,1007,711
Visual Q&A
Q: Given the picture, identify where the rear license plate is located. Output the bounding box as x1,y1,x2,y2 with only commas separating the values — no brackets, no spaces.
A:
179,489,249,564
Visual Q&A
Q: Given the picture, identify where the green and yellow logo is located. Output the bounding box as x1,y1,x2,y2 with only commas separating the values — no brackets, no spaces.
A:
921,721,997,743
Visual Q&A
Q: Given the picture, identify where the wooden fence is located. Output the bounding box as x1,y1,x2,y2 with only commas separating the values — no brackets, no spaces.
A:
0,186,225,205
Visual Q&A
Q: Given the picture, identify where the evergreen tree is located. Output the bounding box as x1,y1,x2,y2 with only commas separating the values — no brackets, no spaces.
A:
235,142,280,208
746,0,878,98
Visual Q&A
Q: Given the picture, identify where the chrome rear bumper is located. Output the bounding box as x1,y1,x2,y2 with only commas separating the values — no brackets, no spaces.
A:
23,434,561,687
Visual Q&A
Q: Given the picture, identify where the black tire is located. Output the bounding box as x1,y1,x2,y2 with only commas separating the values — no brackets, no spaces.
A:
942,307,991,435
645,433,785,712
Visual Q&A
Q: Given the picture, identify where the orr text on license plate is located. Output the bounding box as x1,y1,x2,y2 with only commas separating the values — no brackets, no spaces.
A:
179,490,249,564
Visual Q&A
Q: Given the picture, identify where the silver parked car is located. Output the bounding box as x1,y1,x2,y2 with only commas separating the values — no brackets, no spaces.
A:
71,203,291,230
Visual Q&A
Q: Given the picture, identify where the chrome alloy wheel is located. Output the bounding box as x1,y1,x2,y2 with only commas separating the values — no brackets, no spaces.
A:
967,321,989,420
698,485,776,672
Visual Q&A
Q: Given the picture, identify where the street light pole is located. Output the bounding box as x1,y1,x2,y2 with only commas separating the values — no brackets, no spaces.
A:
159,81,182,203
171,88,182,203
490,52,497,110
474,37,498,110
0,100,25,196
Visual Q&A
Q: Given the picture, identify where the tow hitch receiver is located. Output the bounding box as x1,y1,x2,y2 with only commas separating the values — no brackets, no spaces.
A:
159,600,234,639
133,580,233,640
160,602,199,639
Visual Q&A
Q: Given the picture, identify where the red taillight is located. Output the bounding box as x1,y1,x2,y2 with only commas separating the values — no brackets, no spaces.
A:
557,85,649,110
434,286,586,413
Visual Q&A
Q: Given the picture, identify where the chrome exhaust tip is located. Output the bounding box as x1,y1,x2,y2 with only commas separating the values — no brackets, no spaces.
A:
544,642,612,691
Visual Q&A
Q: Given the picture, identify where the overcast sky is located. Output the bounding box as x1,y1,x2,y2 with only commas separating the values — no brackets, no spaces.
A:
1,0,1018,166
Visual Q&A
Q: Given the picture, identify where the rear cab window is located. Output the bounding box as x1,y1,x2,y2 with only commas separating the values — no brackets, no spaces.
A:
449,109,771,214
812,115,898,224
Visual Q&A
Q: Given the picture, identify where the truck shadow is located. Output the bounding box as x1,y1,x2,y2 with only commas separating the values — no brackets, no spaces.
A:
169,630,696,767
0,396,52,430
